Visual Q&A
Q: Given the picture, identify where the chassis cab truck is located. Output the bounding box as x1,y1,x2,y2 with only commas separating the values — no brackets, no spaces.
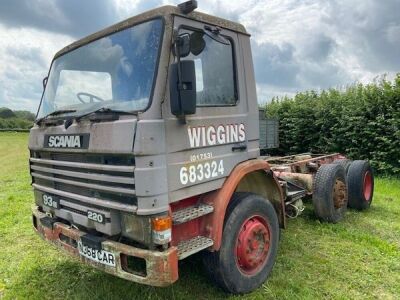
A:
29,1,375,293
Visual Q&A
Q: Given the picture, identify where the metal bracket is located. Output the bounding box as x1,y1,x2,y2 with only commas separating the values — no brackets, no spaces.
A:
80,234,106,251
40,216,57,229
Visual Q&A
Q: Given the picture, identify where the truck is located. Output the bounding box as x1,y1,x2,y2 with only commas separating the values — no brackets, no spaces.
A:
29,1,375,294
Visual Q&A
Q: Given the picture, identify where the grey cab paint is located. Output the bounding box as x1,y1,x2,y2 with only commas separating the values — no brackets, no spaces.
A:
29,6,260,217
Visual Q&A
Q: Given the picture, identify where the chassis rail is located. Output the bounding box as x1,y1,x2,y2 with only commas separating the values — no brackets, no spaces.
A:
262,153,347,216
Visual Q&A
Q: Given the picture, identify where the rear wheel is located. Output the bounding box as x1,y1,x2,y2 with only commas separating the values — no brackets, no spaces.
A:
312,164,348,223
202,192,279,294
333,159,352,173
347,160,374,210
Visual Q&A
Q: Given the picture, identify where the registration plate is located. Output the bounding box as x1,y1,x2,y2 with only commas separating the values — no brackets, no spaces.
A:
77,241,116,267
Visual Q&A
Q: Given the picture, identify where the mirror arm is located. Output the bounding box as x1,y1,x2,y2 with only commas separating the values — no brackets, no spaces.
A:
42,76,48,90
173,38,187,124
175,39,183,91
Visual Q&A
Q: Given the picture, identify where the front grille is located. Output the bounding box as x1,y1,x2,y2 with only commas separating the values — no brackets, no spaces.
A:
30,152,137,211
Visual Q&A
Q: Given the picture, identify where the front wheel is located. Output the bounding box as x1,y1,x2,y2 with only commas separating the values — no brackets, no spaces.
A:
202,192,279,294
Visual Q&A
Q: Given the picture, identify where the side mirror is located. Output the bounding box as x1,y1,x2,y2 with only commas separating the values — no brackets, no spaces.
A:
42,76,48,89
190,31,206,56
173,33,191,58
169,60,196,116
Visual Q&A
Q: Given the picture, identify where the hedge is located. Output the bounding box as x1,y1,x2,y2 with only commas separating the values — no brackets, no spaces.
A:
0,117,33,130
265,74,400,176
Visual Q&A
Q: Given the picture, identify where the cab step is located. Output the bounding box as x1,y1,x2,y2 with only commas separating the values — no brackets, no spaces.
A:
177,236,214,260
172,204,214,225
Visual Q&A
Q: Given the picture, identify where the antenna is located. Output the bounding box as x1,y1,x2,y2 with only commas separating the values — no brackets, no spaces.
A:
178,0,198,14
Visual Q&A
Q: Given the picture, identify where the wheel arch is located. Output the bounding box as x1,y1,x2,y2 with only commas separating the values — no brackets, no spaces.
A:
202,159,285,251
235,170,286,229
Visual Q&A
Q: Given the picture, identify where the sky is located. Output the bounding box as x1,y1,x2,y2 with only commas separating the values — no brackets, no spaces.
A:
0,0,399,113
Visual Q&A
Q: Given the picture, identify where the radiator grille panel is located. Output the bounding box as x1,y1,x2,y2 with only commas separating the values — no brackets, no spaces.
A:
30,152,137,207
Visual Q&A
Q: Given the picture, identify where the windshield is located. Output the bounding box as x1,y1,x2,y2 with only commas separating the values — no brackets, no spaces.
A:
37,19,163,119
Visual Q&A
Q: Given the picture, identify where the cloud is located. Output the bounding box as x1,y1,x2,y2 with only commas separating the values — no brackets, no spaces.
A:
0,0,118,38
233,0,399,100
325,0,400,73
251,41,299,87
0,0,399,111
114,0,164,19
0,25,73,112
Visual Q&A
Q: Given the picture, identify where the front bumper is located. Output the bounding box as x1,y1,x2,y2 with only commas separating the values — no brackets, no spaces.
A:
32,206,178,287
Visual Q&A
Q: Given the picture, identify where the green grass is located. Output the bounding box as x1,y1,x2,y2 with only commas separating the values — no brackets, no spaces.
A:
0,132,399,299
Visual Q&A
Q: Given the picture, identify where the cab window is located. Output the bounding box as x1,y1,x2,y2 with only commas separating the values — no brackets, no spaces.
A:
180,29,237,106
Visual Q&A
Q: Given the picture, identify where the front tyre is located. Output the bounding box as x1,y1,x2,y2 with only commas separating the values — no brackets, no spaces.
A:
203,192,279,294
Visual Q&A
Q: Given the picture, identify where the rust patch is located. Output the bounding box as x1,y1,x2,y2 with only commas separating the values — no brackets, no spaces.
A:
202,159,283,251
273,171,314,192
333,179,347,209
267,153,345,174
32,206,178,287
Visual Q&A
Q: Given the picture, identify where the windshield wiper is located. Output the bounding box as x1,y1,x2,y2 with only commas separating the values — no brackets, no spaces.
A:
74,107,134,122
35,109,77,125
62,107,135,129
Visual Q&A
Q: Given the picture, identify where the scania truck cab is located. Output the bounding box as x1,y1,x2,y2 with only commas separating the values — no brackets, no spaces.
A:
29,1,374,294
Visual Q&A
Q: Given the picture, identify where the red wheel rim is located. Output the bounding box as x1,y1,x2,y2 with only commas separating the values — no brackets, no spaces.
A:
235,215,271,275
363,171,372,201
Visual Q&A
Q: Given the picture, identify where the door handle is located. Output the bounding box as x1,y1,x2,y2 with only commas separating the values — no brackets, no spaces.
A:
232,143,247,152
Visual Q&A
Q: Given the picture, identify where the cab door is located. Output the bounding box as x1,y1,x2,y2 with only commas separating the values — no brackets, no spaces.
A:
164,16,256,202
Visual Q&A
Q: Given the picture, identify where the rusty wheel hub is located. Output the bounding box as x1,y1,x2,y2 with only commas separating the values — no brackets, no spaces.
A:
363,171,372,201
236,216,270,275
333,179,347,209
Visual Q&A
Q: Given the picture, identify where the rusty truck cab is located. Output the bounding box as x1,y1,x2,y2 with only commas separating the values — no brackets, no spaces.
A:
30,2,375,294
29,3,281,287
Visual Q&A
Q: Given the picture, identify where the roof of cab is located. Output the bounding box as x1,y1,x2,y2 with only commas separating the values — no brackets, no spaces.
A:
54,5,248,59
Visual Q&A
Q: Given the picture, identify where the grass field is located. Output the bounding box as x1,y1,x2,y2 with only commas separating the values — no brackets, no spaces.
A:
0,132,399,299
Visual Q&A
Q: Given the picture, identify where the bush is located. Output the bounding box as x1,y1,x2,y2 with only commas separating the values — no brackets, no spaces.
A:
265,74,400,176
14,110,35,121
0,107,16,118
0,107,35,130
0,117,33,130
